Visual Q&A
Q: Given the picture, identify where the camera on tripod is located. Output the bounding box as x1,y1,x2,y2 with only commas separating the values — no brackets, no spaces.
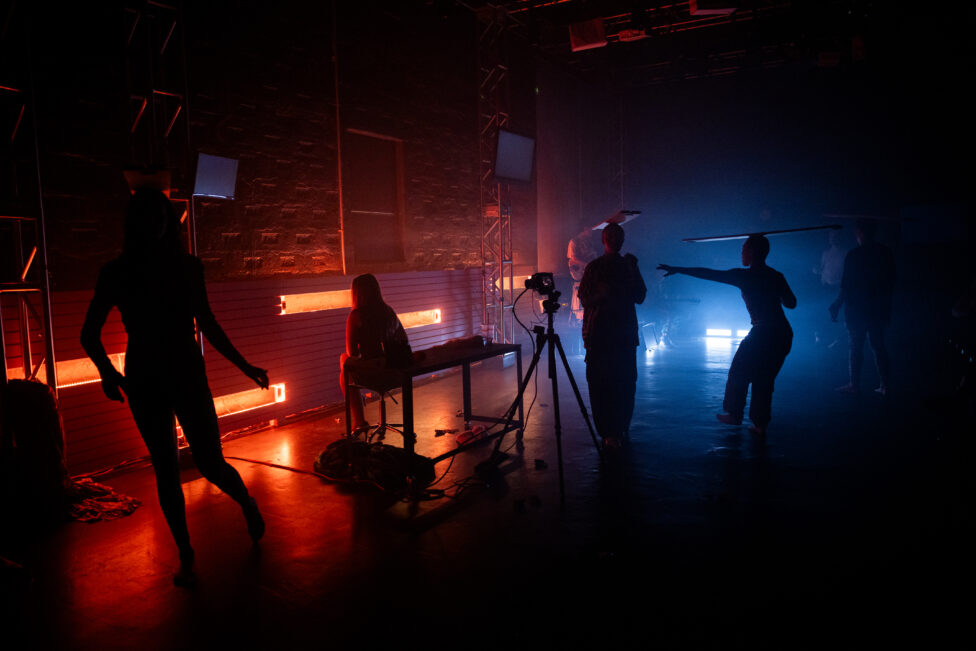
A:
524,272,556,297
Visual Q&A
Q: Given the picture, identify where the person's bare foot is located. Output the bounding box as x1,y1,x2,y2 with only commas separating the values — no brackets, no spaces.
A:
874,385,887,396
243,497,265,544
749,424,766,437
716,413,742,426
835,384,859,394
173,547,196,587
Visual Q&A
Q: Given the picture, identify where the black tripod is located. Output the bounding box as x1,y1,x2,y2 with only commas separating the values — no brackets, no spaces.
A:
488,290,604,503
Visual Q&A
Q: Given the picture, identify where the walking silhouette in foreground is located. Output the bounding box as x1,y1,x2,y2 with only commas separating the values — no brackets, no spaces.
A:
658,234,796,436
81,188,269,586
578,222,647,449
829,218,895,396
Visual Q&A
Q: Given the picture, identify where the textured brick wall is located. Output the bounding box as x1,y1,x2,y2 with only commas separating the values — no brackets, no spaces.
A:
187,1,342,279
25,1,537,289
335,4,485,274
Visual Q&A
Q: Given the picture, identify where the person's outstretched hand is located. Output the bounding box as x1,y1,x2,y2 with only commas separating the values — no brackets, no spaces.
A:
657,264,676,276
243,364,270,389
101,369,126,403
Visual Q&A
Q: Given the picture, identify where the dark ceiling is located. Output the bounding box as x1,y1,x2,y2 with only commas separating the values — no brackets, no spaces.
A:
455,1,967,87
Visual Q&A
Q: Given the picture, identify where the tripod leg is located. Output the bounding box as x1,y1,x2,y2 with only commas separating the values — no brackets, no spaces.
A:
490,333,546,457
546,332,566,504
553,334,604,464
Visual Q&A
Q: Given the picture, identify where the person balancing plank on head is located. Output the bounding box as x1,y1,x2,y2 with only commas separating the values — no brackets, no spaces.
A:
578,221,647,449
658,234,797,436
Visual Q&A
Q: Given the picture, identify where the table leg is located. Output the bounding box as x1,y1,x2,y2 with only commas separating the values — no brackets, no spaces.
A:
402,380,415,454
462,361,472,426
344,378,351,438
516,349,524,435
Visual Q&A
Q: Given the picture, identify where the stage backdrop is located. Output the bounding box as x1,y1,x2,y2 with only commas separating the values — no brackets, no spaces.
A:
16,269,481,475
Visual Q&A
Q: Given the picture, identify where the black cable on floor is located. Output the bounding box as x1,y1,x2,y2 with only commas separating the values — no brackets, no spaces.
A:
224,455,323,476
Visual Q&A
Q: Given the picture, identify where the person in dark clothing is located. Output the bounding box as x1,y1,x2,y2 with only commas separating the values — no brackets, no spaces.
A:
829,219,895,395
658,234,796,436
81,188,269,587
578,222,647,448
339,273,412,431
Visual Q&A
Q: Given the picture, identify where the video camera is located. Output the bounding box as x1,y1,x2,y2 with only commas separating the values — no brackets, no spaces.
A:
524,272,556,297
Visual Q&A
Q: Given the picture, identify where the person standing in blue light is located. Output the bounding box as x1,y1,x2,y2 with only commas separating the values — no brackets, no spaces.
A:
578,222,647,449
830,218,895,396
658,234,796,436
82,188,269,587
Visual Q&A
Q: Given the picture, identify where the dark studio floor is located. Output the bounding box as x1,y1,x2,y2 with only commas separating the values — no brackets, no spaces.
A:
2,326,974,650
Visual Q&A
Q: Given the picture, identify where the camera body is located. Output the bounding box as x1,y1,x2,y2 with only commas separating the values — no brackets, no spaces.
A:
524,271,556,296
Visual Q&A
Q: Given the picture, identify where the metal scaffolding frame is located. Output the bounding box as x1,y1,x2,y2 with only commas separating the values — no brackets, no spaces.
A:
1,1,58,392
124,0,196,253
476,7,515,345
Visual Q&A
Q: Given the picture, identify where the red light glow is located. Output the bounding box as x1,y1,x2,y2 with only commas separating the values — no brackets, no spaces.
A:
5,354,126,389
398,309,441,329
278,290,352,315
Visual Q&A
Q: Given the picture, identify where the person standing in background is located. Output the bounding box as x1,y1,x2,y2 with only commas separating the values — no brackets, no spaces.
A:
830,219,896,396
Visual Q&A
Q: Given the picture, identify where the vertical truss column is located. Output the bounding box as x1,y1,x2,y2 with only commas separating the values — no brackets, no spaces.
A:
124,0,195,252
477,7,514,345
0,1,58,392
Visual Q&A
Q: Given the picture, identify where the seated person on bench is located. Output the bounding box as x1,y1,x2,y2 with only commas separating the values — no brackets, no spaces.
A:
339,273,413,432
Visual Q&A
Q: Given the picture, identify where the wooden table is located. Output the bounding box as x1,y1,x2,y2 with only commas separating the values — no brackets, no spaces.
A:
344,343,523,460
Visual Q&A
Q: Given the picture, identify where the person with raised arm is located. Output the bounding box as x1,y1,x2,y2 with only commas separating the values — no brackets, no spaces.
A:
658,234,796,436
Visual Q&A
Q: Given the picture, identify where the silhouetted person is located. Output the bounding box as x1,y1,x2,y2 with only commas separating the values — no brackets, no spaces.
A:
829,219,895,395
567,227,600,344
814,229,846,348
658,234,796,436
578,222,647,448
81,188,268,586
819,229,846,289
339,273,412,432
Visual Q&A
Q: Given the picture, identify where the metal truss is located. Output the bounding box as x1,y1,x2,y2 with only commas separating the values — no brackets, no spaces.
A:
124,0,195,253
477,6,515,345
0,0,58,392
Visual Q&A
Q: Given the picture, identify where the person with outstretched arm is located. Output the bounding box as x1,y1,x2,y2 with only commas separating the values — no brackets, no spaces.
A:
658,234,796,436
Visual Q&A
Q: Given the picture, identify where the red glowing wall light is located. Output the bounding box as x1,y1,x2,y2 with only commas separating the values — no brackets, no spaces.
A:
5,354,126,389
278,291,441,328
398,309,441,329
278,290,352,315
177,383,286,446
211,382,286,418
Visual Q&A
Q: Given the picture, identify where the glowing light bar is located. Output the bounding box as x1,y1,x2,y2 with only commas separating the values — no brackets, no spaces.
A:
278,290,352,315
212,383,286,419
706,328,732,337
495,275,531,292
59,354,126,388
278,291,441,328
5,354,126,389
398,309,441,329
737,329,750,338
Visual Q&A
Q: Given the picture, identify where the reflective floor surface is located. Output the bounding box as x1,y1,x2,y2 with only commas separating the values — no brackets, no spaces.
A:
2,331,972,649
